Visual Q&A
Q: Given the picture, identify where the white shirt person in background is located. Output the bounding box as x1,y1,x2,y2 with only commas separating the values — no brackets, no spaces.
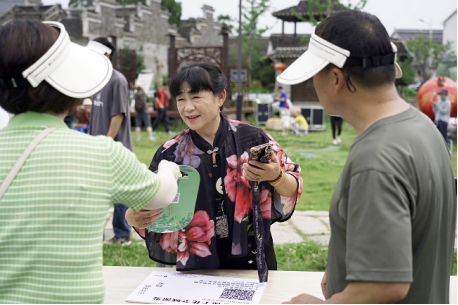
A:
431,88,452,144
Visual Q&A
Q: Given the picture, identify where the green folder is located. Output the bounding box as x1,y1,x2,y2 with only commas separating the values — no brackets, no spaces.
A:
148,165,200,233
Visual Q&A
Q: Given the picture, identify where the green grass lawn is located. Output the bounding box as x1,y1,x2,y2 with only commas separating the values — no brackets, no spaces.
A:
454,254,457,276
104,241,329,272
103,241,456,275
107,113,457,275
133,115,457,212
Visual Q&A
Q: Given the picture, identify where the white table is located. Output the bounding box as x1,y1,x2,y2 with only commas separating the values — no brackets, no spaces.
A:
103,266,457,304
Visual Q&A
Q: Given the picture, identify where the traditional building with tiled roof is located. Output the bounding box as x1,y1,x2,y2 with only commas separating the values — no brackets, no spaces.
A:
0,0,225,89
268,1,415,105
0,2,65,25
272,0,347,36
391,28,443,45
268,1,349,105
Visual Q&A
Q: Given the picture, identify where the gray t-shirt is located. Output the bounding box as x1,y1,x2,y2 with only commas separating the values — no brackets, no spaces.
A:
326,106,456,303
90,69,133,151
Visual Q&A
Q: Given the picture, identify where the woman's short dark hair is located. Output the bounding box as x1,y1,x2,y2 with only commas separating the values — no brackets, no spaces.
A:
315,10,395,91
0,19,81,115
169,62,227,98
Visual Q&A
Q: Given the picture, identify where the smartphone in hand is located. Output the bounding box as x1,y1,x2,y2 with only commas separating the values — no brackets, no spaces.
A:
249,143,272,165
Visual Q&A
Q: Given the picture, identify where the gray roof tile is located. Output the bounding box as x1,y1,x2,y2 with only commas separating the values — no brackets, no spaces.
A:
272,0,348,22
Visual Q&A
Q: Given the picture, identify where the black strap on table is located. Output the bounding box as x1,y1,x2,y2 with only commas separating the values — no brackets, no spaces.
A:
252,181,268,283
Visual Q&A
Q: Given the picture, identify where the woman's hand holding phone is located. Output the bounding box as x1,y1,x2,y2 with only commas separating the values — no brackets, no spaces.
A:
243,147,282,182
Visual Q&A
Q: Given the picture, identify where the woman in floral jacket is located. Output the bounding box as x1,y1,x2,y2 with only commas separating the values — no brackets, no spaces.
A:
126,62,303,273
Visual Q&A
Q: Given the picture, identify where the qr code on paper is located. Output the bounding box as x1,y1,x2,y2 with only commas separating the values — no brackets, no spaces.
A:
172,193,180,204
219,288,255,301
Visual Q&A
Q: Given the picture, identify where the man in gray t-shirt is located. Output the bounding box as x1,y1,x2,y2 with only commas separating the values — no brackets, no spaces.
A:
278,10,456,304
325,107,455,303
88,37,133,245
90,70,132,151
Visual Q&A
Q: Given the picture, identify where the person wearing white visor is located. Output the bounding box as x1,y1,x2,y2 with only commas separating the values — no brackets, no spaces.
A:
86,36,136,246
281,10,456,305
0,19,180,303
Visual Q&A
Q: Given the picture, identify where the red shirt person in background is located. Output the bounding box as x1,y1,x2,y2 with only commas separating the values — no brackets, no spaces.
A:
152,82,172,134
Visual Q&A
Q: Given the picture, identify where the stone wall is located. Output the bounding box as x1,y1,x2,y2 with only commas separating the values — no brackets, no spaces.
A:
179,5,223,47
0,0,41,16
0,4,65,25
0,0,224,89
62,0,172,87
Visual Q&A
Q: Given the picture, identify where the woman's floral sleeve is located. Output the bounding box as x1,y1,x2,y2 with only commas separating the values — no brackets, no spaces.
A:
265,131,303,221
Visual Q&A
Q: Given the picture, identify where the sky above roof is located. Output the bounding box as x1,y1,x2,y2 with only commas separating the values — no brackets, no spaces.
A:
41,0,457,37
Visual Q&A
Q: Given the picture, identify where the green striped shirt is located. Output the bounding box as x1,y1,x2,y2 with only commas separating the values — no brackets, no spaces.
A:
0,112,160,304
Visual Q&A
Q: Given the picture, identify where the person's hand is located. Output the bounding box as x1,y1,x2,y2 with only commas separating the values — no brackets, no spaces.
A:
243,150,281,182
321,270,327,298
158,160,179,180
125,208,163,229
282,293,325,304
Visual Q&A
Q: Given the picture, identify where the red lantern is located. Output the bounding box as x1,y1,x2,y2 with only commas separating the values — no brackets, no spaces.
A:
274,62,286,72
417,76,457,120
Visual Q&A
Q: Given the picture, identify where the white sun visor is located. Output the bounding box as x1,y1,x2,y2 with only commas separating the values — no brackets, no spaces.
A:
21,21,113,98
87,41,113,55
277,34,350,85
277,33,402,85
309,34,350,68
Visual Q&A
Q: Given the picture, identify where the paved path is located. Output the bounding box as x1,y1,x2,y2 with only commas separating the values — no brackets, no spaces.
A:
271,211,330,246
105,209,456,249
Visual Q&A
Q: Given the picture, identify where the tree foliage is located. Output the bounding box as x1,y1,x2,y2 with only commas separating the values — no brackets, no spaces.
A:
395,57,416,87
217,0,270,38
242,0,270,81
161,0,182,27
135,55,146,77
217,14,236,32
395,56,416,96
220,0,275,92
242,0,270,38
405,35,455,82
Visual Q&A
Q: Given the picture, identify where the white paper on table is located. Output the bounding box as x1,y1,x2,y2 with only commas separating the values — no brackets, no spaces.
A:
125,271,266,304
